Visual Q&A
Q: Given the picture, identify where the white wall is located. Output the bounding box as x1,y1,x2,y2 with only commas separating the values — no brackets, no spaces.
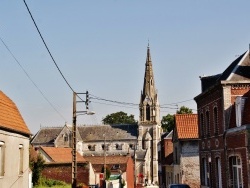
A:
0,129,30,188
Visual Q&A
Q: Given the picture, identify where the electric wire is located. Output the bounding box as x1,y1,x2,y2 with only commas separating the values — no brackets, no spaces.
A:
161,99,194,106
23,0,74,93
90,93,193,110
91,101,138,109
23,0,87,103
0,36,67,121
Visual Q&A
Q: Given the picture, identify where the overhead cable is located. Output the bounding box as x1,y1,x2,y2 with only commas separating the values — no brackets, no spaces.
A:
0,36,67,121
23,0,74,93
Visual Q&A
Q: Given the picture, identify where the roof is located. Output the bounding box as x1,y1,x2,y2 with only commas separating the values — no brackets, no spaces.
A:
175,114,198,139
164,130,173,139
40,147,85,163
84,155,130,172
0,91,30,136
77,124,137,142
200,50,250,92
31,127,62,145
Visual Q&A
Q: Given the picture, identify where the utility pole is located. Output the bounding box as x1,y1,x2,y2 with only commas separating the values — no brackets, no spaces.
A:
72,91,93,188
72,92,77,188
103,134,106,188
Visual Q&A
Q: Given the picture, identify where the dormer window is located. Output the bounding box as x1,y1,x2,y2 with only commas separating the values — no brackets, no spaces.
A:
235,97,246,127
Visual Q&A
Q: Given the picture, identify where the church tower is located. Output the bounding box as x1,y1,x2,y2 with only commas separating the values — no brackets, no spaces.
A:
139,44,160,123
136,44,162,186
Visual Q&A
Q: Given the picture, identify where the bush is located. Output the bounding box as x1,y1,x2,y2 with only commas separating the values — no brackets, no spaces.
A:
37,177,67,187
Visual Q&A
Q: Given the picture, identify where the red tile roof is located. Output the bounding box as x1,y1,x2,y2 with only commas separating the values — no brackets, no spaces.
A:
0,91,30,135
175,114,198,139
40,147,85,163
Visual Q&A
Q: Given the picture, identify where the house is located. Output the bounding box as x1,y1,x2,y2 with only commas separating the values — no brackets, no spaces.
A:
194,49,250,187
38,147,90,186
159,131,173,187
0,91,31,188
172,114,200,188
84,155,134,188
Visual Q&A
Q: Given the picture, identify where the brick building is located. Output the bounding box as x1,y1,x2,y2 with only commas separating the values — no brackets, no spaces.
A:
172,114,200,188
158,131,173,187
38,147,90,186
194,49,250,187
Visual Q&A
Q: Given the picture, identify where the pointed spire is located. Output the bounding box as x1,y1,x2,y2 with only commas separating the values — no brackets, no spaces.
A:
146,42,152,65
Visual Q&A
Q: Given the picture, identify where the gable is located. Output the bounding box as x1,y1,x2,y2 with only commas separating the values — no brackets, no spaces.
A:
0,91,30,136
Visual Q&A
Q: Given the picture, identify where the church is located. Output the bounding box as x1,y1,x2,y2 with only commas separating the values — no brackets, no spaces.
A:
31,45,162,186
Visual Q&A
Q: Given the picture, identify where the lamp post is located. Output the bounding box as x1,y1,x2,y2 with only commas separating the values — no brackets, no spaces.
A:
72,91,95,188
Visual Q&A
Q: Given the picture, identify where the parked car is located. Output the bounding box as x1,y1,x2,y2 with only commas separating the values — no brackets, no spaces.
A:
168,184,190,188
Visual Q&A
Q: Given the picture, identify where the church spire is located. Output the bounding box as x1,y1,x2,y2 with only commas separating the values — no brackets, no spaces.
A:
146,42,152,65
142,44,155,98
140,44,159,123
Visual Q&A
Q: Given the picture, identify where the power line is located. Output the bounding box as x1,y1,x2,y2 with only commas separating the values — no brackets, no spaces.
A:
161,99,194,106
23,0,74,93
90,94,138,106
0,35,67,121
91,101,138,109
22,0,87,104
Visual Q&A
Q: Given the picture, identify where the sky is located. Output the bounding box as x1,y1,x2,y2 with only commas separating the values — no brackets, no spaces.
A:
1,0,250,135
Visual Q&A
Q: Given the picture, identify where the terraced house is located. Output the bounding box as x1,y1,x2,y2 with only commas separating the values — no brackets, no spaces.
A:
195,49,250,188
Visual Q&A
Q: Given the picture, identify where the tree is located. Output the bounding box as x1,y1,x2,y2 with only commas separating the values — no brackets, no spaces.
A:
101,165,111,180
102,111,137,124
161,114,175,132
29,146,45,186
161,106,193,132
177,106,193,114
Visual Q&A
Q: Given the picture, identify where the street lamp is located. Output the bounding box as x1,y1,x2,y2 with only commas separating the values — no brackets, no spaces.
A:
72,91,95,188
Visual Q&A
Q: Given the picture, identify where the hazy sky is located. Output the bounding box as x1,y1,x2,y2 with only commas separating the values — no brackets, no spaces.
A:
1,1,250,134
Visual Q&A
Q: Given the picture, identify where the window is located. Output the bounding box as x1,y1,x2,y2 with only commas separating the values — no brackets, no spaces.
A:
202,158,208,186
214,107,219,135
235,97,246,127
19,144,24,175
206,111,210,137
229,156,243,188
0,141,5,176
216,157,222,188
200,113,205,137
146,104,150,121
64,134,68,142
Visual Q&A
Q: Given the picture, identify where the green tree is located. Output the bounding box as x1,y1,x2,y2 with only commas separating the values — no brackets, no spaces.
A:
177,106,193,114
161,114,175,132
161,106,193,132
29,146,45,186
102,111,137,124
101,165,111,180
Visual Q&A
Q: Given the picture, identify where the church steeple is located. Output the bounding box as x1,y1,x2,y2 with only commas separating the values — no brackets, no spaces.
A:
142,44,155,98
139,45,160,123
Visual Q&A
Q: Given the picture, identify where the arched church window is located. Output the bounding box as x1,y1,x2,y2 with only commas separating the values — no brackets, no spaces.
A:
146,104,150,121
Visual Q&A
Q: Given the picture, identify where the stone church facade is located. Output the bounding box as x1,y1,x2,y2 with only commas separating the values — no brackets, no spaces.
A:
31,45,162,186
137,45,162,185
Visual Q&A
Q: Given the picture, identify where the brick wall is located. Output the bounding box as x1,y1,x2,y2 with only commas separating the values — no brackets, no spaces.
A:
181,141,200,188
42,162,89,185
